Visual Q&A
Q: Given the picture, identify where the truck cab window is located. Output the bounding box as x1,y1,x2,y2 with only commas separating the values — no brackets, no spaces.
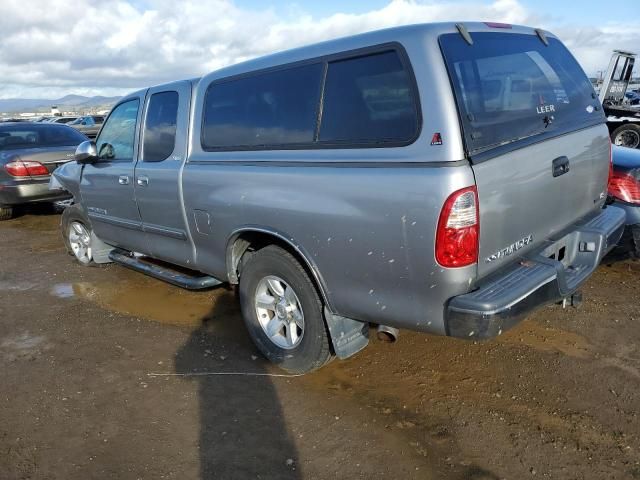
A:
143,91,179,162
96,99,140,161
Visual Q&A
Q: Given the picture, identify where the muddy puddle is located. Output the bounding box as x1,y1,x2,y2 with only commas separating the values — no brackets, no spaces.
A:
50,277,237,327
499,318,592,358
0,280,38,292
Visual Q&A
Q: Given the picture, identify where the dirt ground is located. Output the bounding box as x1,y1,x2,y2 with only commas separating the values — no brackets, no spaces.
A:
1,206,639,480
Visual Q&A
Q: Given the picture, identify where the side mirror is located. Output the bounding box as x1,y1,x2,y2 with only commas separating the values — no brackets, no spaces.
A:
75,140,98,164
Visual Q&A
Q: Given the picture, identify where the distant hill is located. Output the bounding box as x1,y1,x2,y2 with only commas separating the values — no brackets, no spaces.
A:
0,95,121,114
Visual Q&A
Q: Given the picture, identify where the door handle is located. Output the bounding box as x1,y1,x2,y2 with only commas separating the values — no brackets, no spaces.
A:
552,156,570,177
137,176,149,187
118,175,130,185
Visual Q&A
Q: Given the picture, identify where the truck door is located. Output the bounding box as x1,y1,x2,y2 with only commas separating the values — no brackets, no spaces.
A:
134,81,194,267
79,95,150,254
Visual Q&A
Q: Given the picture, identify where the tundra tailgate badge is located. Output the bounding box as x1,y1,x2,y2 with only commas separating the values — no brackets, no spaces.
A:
486,234,533,263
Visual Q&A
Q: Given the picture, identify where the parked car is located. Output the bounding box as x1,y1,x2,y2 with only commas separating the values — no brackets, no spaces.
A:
51,22,625,373
46,116,79,124
625,90,640,105
0,123,87,220
0,118,31,123
68,115,104,138
608,145,640,255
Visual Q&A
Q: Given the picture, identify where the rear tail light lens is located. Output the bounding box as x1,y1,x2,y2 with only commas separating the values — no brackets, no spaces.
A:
5,160,49,177
435,186,479,268
609,170,640,204
608,138,613,186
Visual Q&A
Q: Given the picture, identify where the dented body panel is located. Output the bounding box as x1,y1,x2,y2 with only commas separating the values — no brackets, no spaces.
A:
181,161,476,335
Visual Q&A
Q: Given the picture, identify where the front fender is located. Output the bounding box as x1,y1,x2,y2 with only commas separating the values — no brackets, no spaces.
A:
49,161,83,200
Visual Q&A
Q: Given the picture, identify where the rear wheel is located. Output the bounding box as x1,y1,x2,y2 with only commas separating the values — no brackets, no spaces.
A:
632,225,640,257
238,245,332,374
618,225,640,258
61,204,94,266
0,206,13,221
612,124,640,149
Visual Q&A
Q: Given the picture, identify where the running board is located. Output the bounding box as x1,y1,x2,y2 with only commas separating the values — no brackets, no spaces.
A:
108,250,222,290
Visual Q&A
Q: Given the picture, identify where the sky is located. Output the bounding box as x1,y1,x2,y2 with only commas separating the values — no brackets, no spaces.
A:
0,0,638,99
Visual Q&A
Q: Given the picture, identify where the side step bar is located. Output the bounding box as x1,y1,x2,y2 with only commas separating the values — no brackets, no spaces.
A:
108,250,222,290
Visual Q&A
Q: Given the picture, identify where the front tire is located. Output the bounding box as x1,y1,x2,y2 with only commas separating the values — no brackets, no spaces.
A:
0,206,13,221
238,245,332,374
61,204,94,266
612,124,640,149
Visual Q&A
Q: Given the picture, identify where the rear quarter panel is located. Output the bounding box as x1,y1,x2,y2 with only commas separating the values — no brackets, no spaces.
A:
182,161,476,333
181,26,484,333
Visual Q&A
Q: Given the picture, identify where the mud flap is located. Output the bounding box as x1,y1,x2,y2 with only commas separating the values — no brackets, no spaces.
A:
90,231,114,264
323,307,369,359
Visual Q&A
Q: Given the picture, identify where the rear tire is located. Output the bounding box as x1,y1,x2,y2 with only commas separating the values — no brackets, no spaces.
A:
618,225,640,258
612,124,640,149
632,225,640,258
238,245,332,374
61,204,94,266
0,206,13,221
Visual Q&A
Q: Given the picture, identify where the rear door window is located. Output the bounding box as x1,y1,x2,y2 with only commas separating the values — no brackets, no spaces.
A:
440,32,604,156
319,50,419,144
143,91,179,162
44,126,88,146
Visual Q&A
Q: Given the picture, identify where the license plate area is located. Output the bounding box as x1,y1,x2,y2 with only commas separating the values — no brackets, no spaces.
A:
536,229,604,294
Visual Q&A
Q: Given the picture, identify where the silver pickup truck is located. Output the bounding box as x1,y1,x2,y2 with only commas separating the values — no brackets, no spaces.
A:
50,22,625,373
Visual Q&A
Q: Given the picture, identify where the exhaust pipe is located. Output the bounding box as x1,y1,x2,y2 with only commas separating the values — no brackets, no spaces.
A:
376,325,399,343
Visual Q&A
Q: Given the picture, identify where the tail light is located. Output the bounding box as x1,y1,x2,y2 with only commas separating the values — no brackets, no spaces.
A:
435,186,479,268
609,171,640,204
484,22,512,29
5,160,49,177
608,137,613,186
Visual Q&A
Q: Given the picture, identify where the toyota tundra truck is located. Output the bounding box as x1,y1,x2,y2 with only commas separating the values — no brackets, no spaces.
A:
50,22,625,373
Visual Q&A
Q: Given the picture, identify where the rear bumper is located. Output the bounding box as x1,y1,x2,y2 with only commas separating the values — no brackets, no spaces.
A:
0,180,71,206
445,206,626,339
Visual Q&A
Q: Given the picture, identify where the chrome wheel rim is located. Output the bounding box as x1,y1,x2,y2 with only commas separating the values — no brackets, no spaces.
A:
614,130,640,148
254,275,304,349
68,221,92,264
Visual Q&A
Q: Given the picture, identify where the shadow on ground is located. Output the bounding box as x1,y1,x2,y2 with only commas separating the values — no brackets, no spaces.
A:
174,287,301,480
7,202,62,219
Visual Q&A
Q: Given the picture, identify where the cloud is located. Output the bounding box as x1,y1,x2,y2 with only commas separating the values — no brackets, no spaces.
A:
0,0,637,99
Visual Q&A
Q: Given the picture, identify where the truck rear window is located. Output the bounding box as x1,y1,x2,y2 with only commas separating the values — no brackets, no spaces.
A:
439,32,604,156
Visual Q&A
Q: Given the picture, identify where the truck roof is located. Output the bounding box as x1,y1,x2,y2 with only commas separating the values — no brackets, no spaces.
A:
200,22,555,85
132,22,554,97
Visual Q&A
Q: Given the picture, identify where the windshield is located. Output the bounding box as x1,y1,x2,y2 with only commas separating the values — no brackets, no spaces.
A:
439,32,604,156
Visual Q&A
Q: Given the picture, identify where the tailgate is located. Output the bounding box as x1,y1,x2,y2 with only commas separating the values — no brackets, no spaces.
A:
472,126,609,276
439,28,609,277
